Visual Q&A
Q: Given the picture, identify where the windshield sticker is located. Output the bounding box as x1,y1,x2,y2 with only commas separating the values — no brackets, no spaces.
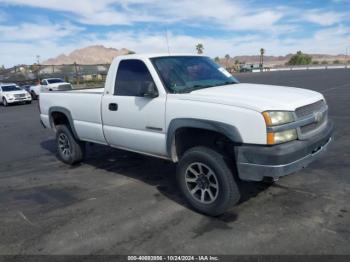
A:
218,67,232,78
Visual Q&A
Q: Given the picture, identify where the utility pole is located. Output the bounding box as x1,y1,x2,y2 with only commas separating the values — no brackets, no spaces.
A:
36,55,41,83
74,62,80,85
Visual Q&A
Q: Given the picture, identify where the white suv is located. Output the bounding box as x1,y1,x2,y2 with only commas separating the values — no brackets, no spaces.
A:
0,83,32,106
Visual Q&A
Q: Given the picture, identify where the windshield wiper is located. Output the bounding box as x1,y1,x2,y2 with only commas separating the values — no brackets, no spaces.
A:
178,82,237,94
212,81,236,87
184,85,212,93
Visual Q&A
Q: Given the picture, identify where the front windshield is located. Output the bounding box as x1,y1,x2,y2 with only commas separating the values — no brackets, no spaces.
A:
2,85,21,92
151,56,239,93
47,79,63,84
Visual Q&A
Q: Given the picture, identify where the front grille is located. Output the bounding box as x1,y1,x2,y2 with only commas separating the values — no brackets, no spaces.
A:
300,113,327,134
296,100,328,136
14,94,26,98
58,84,72,91
295,100,326,118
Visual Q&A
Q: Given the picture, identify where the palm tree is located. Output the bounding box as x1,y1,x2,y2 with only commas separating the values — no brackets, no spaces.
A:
224,54,230,68
214,57,220,63
196,43,204,54
260,48,265,70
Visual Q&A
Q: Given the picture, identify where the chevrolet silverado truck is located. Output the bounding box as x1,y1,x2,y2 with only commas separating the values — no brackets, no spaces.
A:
39,54,333,216
29,78,72,100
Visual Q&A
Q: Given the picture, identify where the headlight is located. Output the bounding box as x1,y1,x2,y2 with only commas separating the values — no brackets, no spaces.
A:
262,111,294,126
267,129,297,145
263,111,297,145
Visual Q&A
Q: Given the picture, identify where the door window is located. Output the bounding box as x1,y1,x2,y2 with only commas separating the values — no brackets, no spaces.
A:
115,60,156,96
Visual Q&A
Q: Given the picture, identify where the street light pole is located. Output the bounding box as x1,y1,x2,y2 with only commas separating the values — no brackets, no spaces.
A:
36,55,40,65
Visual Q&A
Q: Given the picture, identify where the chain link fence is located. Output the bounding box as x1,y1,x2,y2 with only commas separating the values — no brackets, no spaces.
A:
0,63,110,88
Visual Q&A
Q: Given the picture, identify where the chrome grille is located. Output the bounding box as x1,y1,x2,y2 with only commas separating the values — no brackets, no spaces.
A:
14,94,26,98
58,84,72,90
300,114,327,134
295,100,328,136
295,100,326,118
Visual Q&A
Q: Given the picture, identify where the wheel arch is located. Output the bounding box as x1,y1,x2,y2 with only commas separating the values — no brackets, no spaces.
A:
49,106,79,140
166,118,243,162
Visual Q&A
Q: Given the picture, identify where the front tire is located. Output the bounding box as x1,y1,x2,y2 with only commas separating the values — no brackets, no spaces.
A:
56,125,85,165
2,98,8,107
177,146,240,216
31,91,37,100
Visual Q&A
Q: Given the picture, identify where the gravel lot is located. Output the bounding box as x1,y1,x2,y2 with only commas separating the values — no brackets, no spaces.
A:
0,69,349,255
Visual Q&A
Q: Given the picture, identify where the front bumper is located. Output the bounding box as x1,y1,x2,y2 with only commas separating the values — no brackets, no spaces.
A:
7,97,32,103
235,121,334,181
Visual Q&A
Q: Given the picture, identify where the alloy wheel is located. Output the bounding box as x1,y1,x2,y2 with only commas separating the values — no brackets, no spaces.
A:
185,162,219,204
58,133,71,157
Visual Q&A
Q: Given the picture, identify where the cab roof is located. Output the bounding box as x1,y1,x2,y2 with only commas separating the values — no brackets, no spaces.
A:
115,53,206,60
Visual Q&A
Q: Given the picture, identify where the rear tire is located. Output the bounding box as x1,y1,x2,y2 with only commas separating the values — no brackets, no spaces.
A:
56,125,85,165
177,146,240,216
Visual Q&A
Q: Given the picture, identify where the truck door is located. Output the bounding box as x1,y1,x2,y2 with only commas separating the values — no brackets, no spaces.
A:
101,59,167,157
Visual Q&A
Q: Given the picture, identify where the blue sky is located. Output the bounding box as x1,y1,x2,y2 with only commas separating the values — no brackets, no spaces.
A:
0,0,350,66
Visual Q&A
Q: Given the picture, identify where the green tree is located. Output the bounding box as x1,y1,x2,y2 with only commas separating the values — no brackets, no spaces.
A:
196,43,204,54
333,60,340,64
234,59,240,65
214,56,220,63
312,61,319,65
321,60,328,65
287,51,312,65
127,50,136,55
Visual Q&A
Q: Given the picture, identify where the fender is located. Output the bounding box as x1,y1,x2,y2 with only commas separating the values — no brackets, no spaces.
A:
48,106,80,140
166,118,243,160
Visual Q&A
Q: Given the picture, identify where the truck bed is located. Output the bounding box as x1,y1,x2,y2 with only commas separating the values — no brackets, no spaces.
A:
68,88,104,93
40,88,107,144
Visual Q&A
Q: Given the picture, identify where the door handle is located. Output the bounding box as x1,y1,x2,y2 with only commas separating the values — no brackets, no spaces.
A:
108,103,118,111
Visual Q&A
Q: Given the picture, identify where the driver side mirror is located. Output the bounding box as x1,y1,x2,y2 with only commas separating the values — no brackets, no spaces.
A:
141,82,158,98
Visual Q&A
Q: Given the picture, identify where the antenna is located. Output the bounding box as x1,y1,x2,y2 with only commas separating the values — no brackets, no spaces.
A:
165,28,170,54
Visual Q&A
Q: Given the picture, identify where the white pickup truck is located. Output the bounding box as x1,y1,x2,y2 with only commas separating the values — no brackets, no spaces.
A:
30,78,72,99
40,54,333,216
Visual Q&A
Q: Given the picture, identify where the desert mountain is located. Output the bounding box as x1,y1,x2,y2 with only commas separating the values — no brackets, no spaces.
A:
229,54,348,67
42,45,133,65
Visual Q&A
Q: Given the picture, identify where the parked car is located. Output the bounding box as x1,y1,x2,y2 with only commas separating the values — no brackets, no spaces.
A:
239,67,252,73
40,78,72,92
0,83,32,106
39,54,333,216
29,78,73,100
29,84,41,100
20,85,32,93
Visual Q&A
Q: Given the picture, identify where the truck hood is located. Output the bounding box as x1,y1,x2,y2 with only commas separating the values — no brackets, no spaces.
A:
181,83,324,112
